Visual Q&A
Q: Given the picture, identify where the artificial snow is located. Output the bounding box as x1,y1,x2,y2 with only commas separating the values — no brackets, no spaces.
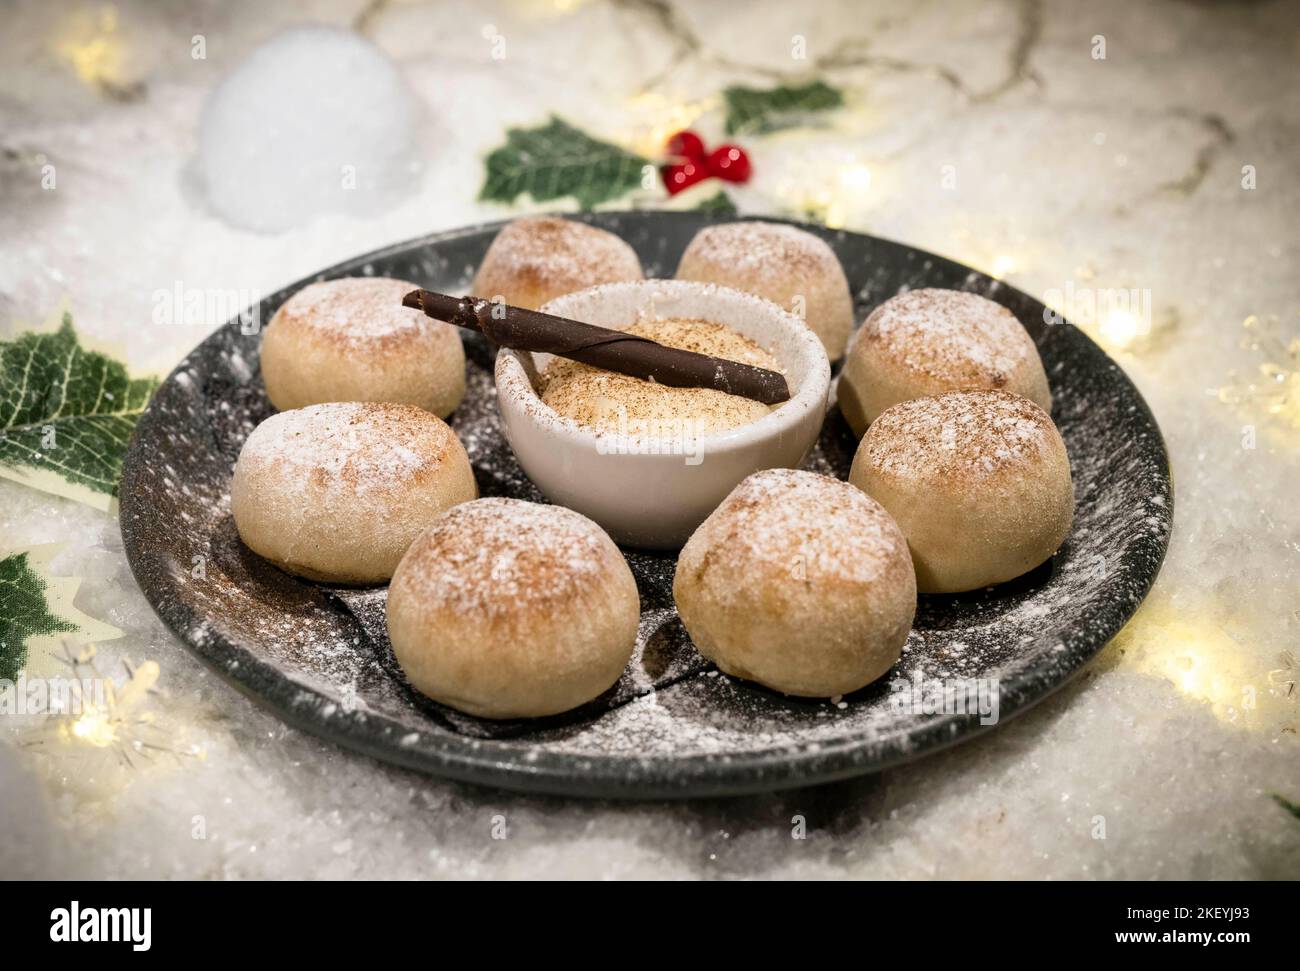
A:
194,25,423,233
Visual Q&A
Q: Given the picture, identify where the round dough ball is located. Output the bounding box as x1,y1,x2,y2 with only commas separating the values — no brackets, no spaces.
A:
261,277,465,417
674,469,915,698
837,288,1051,436
675,222,854,360
472,217,643,310
849,390,1073,593
231,402,476,584
387,498,640,718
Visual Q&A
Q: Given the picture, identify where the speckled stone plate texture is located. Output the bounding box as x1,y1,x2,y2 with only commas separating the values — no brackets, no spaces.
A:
120,213,1173,798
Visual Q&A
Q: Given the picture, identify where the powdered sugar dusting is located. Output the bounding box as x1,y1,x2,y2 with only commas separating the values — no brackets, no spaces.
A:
473,216,642,300
863,288,1034,385
865,389,1058,477
270,277,430,345
680,221,845,277
236,401,453,495
676,221,855,357
688,469,910,593
393,498,619,617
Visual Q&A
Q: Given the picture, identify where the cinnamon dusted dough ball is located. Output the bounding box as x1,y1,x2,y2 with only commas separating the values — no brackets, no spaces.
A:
675,222,854,360
387,498,640,718
837,288,1051,436
849,390,1074,593
674,469,915,698
261,277,465,418
472,217,643,310
231,402,476,584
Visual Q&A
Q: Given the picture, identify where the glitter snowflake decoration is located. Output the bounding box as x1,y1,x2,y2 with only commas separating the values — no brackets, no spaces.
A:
19,642,203,767
1217,314,1300,430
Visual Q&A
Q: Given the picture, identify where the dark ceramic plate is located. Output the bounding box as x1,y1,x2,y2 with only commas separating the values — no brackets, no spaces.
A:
120,212,1172,799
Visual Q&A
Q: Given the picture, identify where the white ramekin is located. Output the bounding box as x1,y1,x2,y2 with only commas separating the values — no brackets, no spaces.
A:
494,279,831,549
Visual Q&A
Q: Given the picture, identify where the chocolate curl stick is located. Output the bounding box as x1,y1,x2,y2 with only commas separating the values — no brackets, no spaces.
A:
402,289,791,406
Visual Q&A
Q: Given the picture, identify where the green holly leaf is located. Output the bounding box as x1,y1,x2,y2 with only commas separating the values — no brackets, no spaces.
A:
0,551,77,682
0,546,124,682
1274,794,1300,821
0,314,158,509
694,190,738,216
480,116,650,210
723,80,845,135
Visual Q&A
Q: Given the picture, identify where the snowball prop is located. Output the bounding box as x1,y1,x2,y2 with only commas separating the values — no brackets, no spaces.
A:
195,26,422,232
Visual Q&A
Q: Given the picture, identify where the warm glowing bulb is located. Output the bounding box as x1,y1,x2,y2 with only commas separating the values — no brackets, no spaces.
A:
1099,308,1140,349
620,92,712,159
1174,653,1200,693
1121,615,1250,724
821,195,851,229
839,164,872,192
990,254,1017,279
56,7,127,90
70,707,117,748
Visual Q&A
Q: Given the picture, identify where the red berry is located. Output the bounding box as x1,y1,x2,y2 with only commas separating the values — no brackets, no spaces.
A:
660,160,710,195
707,144,751,183
666,129,707,163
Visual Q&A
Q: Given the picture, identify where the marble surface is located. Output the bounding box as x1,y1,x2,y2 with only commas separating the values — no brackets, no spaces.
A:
1,0,1297,879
